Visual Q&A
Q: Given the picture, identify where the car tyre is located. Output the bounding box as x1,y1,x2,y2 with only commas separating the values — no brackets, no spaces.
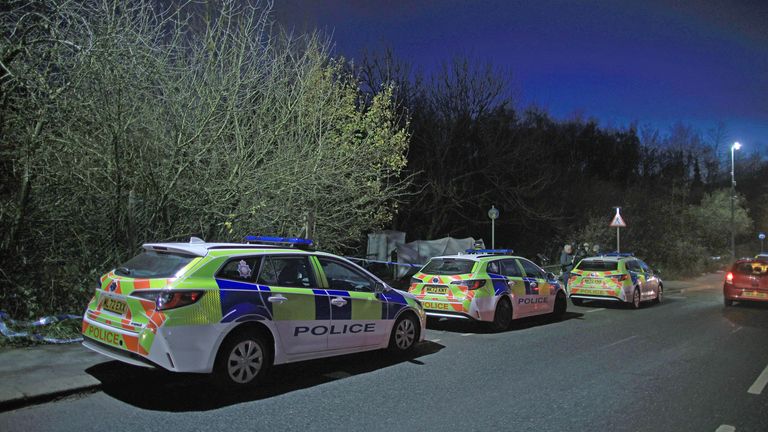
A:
214,329,271,387
724,298,733,307
630,287,641,309
571,298,583,306
653,284,663,304
552,291,567,320
389,313,419,353
489,297,513,332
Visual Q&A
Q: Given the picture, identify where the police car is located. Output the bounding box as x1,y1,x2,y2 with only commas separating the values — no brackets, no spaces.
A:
81,236,426,386
568,253,663,309
408,250,567,331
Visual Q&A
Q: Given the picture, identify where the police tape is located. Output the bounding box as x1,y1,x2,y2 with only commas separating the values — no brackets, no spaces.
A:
344,257,424,268
0,311,83,344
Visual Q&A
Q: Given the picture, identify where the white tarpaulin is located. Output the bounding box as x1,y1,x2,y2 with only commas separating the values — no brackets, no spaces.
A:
395,237,482,278
366,230,407,261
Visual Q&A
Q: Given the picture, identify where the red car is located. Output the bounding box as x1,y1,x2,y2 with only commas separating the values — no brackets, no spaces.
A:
723,259,768,306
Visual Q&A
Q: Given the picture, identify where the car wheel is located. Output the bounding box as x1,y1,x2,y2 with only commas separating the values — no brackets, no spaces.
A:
489,297,512,332
630,287,641,309
389,313,419,353
214,329,271,387
653,284,663,304
552,292,567,320
724,298,733,307
571,298,583,306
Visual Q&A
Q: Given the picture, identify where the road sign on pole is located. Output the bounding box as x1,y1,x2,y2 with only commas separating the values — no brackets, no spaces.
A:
488,205,499,249
760,232,766,253
609,208,626,252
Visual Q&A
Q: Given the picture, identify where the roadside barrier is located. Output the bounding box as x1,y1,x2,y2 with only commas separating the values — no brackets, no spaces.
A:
0,311,83,344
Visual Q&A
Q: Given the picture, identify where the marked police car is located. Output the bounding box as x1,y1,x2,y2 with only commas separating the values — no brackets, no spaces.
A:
408,249,567,331
82,236,426,386
568,253,663,309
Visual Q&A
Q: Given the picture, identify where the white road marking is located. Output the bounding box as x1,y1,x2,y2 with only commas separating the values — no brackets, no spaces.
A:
429,338,441,343
666,295,686,300
747,363,768,395
715,425,735,432
461,333,473,336
602,335,638,349
731,326,743,334
585,308,605,313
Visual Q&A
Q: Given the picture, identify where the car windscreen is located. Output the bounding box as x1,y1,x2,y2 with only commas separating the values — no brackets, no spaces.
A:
421,258,475,275
114,251,196,278
576,260,619,271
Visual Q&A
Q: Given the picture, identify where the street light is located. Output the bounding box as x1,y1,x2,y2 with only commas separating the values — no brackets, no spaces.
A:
730,142,742,259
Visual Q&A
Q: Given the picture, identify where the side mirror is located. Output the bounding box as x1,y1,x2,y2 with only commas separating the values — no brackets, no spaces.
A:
374,282,388,294
546,272,556,281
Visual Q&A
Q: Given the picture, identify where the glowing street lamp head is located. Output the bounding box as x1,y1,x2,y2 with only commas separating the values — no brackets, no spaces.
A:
732,142,742,151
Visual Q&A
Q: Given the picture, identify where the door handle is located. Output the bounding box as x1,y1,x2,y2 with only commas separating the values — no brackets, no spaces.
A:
268,295,288,304
330,297,348,307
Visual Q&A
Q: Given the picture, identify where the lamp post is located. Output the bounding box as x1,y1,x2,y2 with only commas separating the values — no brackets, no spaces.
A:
730,142,742,259
760,232,766,253
488,205,499,249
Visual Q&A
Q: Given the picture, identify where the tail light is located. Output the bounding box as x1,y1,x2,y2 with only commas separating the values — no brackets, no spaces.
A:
725,272,734,284
156,290,205,311
451,280,486,290
612,274,629,281
130,290,161,302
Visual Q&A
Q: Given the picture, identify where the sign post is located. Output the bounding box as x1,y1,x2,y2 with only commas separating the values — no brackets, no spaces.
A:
760,232,766,253
609,207,627,252
488,205,499,249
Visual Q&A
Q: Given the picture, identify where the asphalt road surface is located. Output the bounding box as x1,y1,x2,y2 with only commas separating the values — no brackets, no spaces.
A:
2,273,767,432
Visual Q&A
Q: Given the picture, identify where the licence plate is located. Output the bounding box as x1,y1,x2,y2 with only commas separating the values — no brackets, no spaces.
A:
425,285,449,294
582,278,603,285
743,291,768,299
578,288,606,295
102,297,127,315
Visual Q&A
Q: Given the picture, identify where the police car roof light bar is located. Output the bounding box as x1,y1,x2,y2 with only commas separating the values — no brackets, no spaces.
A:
244,236,314,247
602,252,634,257
465,249,514,255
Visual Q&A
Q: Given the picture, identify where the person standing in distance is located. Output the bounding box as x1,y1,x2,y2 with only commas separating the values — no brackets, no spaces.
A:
560,244,575,289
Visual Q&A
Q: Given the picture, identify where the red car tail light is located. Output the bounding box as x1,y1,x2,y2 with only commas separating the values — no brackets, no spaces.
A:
612,274,629,281
725,272,734,284
451,280,487,290
156,290,205,311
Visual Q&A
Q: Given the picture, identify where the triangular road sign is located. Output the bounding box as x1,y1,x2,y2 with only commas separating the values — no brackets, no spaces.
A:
610,209,627,228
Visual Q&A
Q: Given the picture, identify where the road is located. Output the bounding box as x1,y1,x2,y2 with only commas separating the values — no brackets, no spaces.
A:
2,273,767,432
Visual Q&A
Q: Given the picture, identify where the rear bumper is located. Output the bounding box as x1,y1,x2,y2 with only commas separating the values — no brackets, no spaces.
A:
724,285,768,302
569,294,624,302
82,315,229,373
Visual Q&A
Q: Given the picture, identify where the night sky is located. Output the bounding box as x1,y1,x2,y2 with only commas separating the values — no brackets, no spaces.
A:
274,0,768,152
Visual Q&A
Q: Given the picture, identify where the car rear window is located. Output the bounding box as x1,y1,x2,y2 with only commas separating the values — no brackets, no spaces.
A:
421,258,475,275
576,260,619,271
734,262,768,276
114,251,196,278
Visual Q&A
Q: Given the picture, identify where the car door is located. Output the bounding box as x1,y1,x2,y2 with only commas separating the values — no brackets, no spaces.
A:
314,257,389,351
626,259,649,298
500,259,532,316
257,254,328,355
519,259,552,314
637,259,658,297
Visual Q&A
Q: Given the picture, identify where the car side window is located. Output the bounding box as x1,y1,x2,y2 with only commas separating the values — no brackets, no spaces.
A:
257,256,315,288
486,260,501,275
217,256,263,283
318,258,376,293
500,259,522,277
626,260,641,272
520,259,545,279
638,260,651,273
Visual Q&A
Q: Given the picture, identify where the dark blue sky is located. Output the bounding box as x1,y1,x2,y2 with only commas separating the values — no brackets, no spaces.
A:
274,0,768,151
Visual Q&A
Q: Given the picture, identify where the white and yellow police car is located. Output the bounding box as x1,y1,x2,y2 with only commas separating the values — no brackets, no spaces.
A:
82,236,426,386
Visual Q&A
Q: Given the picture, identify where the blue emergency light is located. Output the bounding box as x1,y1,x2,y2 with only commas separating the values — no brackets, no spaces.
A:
601,252,634,257
465,249,514,255
244,236,314,247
